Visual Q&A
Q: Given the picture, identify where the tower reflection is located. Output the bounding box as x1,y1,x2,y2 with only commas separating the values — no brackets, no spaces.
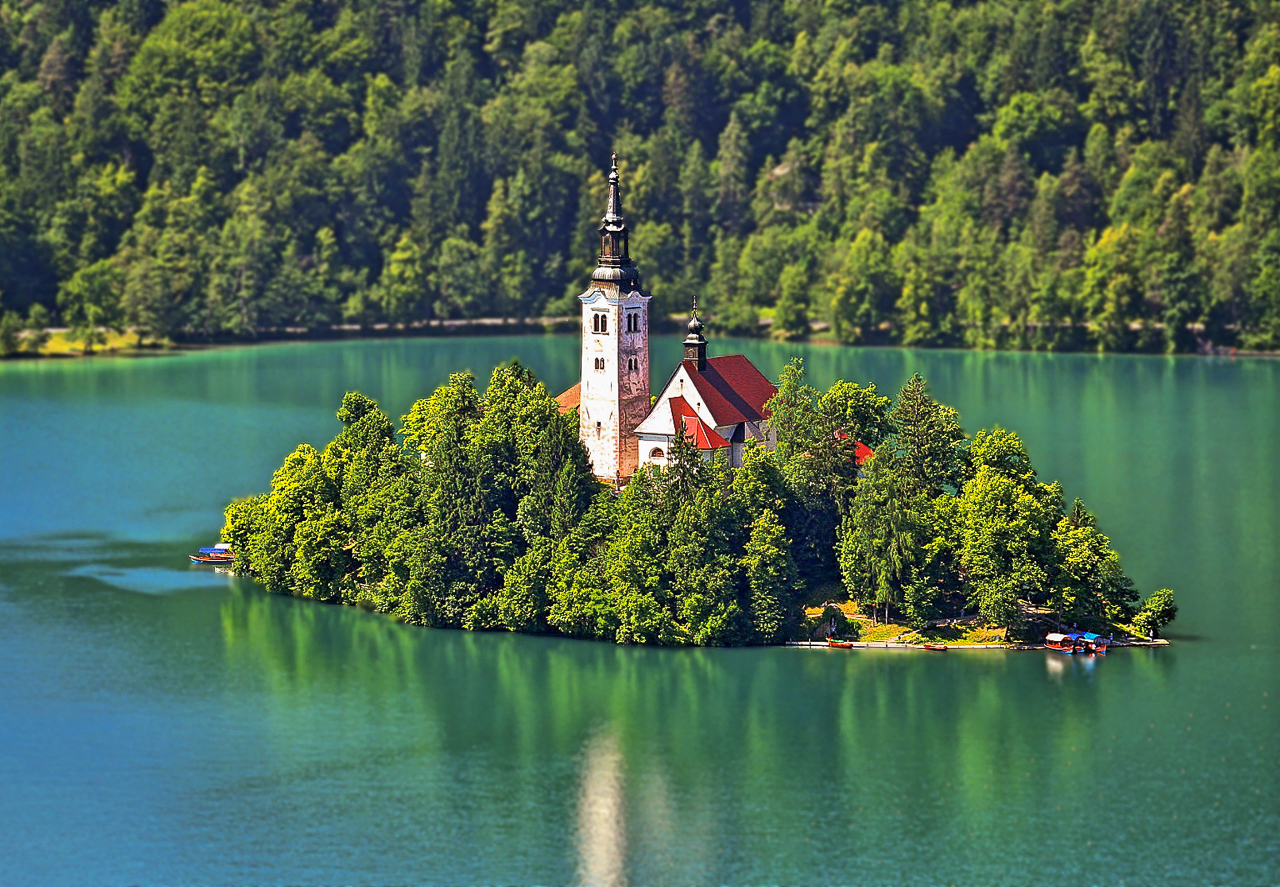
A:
576,730,627,887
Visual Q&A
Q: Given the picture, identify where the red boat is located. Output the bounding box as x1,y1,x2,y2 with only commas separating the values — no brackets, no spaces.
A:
827,639,854,648
1045,632,1084,653
921,643,948,651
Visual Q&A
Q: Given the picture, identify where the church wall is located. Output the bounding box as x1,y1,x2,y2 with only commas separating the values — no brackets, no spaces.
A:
578,289,650,481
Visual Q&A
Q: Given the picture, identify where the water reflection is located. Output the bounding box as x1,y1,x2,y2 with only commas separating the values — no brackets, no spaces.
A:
1045,651,1101,683
2,339,1278,883
577,730,627,887
1045,652,1066,681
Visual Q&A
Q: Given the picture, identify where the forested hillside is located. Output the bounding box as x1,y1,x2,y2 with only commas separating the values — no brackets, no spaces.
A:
0,0,1278,351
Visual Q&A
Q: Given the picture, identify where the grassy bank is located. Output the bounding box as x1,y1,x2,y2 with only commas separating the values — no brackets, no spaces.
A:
803,600,1153,647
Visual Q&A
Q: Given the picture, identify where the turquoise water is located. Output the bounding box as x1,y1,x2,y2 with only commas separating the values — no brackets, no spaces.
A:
0,337,1276,885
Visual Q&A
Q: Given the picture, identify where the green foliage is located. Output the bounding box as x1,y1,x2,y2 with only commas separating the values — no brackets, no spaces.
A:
945,430,1062,630
1133,588,1178,638
0,0,1269,351
742,509,799,643
1049,499,1138,625
889,374,965,495
839,450,927,625
831,229,896,344
24,304,50,352
58,259,124,352
0,308,21,356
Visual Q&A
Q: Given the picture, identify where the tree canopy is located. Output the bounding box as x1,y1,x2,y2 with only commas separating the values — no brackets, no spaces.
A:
0,0,1278,352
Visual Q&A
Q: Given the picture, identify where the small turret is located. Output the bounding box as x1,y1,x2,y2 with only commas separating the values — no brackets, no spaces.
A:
683,295,707,370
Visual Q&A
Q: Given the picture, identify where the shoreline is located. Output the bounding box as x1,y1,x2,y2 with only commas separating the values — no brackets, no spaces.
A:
5,317,1278,361
786,639,1171,651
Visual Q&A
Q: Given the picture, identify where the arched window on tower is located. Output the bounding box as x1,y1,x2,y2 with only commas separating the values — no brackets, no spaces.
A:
649,447,665,460
628,357,637,371
600,314,608,333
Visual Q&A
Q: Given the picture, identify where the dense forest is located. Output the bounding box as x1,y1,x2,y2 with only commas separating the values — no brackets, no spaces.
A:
222,361,1176,644
0,0,1278,352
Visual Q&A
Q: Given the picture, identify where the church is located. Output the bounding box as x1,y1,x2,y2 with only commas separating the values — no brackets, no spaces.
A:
555,156,778,483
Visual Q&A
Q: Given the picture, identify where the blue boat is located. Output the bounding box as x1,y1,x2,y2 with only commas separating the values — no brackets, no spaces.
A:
1078,631,1108,654
190,543,233,565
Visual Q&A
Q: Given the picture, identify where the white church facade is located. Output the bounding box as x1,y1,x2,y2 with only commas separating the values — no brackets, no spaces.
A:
556,156,777,483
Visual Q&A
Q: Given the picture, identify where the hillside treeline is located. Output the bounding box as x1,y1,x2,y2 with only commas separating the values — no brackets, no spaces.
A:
1,0,1278,351
223,361,1176,644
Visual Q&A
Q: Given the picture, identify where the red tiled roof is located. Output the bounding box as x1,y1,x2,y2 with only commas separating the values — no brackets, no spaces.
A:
555,383,580,414
833,430,876,466
682,355,777,426
670,395,730,449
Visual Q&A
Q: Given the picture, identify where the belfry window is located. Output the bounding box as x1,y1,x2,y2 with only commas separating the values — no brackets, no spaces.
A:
591,313,608,334
625,313,639,333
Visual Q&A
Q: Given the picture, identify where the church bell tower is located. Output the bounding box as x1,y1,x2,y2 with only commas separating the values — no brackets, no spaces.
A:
578,155,651,482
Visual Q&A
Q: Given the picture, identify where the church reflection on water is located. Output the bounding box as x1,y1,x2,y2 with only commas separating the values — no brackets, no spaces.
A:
576,730,627,887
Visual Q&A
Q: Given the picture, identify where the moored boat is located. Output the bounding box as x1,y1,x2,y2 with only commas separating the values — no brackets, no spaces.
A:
827,639,854,648
1045,632,1083,653
921,643,948,651
190,543,234,565
1079,631,1108,654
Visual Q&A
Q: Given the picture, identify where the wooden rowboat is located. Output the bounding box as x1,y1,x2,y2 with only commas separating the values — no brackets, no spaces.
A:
921,643,948,651
827,639,855,648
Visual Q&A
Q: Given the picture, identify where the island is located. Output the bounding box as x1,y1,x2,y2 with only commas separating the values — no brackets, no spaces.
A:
222,161,1176,647
221,361,1176,648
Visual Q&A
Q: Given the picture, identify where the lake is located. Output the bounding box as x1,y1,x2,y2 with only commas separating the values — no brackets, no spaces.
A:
0,336,1276,885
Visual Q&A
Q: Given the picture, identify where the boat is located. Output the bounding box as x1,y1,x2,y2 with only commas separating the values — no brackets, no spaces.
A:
1045,632,1084,653
1079,632,1108,654
827,639,855,648
190,543,234,565
921,643,948,651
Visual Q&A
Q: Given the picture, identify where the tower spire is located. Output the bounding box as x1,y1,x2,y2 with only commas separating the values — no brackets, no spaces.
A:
605,153,622,222
593,153,639,289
